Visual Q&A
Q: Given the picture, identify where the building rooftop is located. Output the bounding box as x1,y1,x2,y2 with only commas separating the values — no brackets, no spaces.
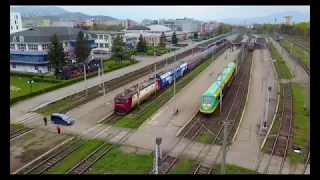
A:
126,25,151,31
10,27,97,43
85,30,125,35
147,25,172,32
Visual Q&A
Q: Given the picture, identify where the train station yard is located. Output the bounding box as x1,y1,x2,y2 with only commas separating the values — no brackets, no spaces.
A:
10,33,310,174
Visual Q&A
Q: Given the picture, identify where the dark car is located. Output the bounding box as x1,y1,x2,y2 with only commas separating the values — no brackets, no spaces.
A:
51,113,75,126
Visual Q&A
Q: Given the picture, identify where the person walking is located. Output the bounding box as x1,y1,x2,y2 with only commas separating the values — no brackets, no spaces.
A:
43,116,47,126
56,125,61,134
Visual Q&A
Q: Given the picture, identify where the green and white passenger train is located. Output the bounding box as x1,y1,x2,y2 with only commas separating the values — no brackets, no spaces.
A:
200,62,236,114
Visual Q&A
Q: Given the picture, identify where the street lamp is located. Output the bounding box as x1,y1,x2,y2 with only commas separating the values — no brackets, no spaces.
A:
27,80,34,93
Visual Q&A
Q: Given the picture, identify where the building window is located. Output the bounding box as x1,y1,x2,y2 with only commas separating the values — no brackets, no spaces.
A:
10,44,15,49
100,43,104,48
17,44,26,50
16,26,18,30
48,65,52,72
42,44,50,50
28,44,38,50
35,66,39,70
99,35,103,39
105,44,109,48
15,20,17,25
12,64,16,69
11,26,13,30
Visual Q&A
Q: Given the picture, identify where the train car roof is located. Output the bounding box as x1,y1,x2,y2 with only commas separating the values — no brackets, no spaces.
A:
115,77,157,99
157,61,187,79
202,62,236,97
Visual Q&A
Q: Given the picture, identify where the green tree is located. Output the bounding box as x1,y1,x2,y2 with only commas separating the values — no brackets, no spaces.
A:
74,31,92,63
194,32,199,39
171,31,178,45
159,32,167,46
216,24,231,34
47,34,69,76
136,34,147,53
111,35,127,63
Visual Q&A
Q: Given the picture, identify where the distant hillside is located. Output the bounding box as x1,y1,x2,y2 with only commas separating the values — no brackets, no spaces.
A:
10,6,68,15
10,6,118,21
46,12,118,21
220,11,310,24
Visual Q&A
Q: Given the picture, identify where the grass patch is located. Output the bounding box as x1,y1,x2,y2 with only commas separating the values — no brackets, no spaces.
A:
10,123,24,133
169,159,195,174
37,98,79,115
114,47,226,129
10,76,58,100
280,40,310,68
214,164,259,174
87,145,154,174
196,133,212,144
289,83,310,164
45,140,104,174
268,41,293,79
103,59,137,70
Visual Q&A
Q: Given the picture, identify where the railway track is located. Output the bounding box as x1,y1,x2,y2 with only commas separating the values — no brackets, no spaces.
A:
275,38,310,76
10,127,34,140
15,137,84,174
63,38,234,175
263,50,293,174
34,36,230,115
193,49,251,174
302,150,310,174
149,40,251,175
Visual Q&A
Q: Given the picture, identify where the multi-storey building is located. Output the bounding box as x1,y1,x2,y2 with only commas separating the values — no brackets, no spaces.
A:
119,19,137,29
52,21,75,27
282,16,293,26
159,18,200,34
124,25,187,47
10,27,97,74
10,12,23,34
84,30,126,52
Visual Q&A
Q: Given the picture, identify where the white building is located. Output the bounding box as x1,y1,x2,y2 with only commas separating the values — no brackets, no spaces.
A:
282,16,293,26
10,12,23,34
119,19,137,29
159,18,200,33
124,25,187,46
52,21,75,27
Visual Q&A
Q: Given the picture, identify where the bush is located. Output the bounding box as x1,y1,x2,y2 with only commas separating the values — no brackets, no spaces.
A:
146,51,154,56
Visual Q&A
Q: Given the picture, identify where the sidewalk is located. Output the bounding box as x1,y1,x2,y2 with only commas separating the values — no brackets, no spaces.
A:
226,48,279,170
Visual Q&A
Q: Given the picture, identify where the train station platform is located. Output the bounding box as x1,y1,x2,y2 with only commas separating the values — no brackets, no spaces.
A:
123,48,242,152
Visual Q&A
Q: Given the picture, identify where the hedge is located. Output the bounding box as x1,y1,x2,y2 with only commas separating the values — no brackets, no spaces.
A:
10,60,138,106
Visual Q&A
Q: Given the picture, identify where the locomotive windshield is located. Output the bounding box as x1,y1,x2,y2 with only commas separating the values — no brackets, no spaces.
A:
203,96,213,104
116,98,128,103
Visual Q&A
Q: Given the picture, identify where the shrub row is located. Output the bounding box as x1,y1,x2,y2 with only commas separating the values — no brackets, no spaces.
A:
10,61,138,106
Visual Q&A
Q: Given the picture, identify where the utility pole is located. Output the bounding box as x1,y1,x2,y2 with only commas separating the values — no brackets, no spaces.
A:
173,51,177,114
260,55,270,133
264,86,272,128
100,51,106,104
154,137,162,174
211,50,214,74
221,121,228,174
84,64,88,97
137,83,141,109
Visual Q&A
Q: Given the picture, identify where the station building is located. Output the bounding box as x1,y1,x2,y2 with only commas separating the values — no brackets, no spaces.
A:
10,27,97,74
123,25,187,47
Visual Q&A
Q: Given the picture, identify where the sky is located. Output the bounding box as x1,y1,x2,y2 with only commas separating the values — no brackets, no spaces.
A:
59,6,310,22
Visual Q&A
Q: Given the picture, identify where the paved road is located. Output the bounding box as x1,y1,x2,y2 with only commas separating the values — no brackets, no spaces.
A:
10,38,216,120
226,48,279,172
123,48,242,152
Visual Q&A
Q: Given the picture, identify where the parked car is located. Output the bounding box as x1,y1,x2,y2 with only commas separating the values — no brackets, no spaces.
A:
51,113,75,126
